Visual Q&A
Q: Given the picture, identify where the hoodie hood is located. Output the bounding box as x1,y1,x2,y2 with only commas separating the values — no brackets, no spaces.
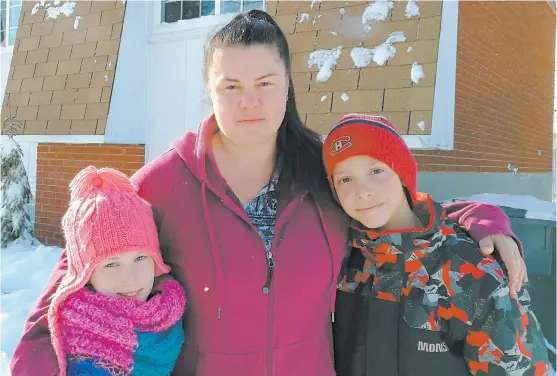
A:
171,114,228,197
169,114,229,318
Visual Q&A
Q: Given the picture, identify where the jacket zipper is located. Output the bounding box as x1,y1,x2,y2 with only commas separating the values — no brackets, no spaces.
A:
262,251,275,294
241,213,277,375
214,183,306,375
265,243,277,376
265,194,306,376
201,180,305,376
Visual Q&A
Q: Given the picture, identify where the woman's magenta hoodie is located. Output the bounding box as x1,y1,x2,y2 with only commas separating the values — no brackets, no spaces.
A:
10,114,519,376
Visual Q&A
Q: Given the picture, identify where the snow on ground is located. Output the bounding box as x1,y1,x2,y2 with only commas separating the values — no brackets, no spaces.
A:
0,240,62,375
448,193,556,221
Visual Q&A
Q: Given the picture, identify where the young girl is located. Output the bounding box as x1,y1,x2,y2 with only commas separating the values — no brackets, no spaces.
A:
324,114,551,376
47,166,185,376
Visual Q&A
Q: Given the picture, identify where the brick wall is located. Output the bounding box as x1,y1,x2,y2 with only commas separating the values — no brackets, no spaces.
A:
266,0,442,136
1,0,125,135
267,1,554,174
35,143,145,246
413,1,555,173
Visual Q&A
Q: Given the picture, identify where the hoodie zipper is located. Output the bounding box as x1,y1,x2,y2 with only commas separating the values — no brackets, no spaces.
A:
203,171,304,375
264,194,306,376
262,251,275,294
265,243,277,376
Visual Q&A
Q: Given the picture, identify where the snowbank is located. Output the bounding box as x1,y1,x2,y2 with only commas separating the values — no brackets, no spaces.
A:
1,241,62,374
448,193,556,221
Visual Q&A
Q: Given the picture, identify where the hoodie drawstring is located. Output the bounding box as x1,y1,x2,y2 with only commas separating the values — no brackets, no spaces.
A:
201,181,223,319
315,202,338,323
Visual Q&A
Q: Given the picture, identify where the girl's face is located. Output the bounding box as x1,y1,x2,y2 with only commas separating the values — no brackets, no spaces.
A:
333,155,409,230
90,251,155,301
207,44,289,147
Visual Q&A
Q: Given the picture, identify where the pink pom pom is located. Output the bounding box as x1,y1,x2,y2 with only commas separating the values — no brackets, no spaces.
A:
68,166,136,201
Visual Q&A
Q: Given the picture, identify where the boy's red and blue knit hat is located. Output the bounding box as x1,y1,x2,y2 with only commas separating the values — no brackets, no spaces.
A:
322,113,418,202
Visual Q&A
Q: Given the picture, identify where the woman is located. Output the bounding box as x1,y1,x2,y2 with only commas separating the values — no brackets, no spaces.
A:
10,10,526,376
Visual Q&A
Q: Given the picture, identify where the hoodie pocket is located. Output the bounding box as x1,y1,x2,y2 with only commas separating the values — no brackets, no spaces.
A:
273,336,335,376
197,351,265,376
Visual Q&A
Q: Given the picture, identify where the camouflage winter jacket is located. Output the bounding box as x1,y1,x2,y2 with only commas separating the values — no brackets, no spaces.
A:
333,193,551,376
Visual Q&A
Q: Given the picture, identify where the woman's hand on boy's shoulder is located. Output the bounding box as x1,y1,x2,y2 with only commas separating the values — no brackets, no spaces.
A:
477,234,528,298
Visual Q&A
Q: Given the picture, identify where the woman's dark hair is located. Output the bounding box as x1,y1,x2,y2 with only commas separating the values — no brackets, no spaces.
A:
204,9,331,201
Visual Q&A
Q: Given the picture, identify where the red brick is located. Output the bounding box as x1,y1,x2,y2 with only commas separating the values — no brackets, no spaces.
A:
35,143,146,244
410,1,554,172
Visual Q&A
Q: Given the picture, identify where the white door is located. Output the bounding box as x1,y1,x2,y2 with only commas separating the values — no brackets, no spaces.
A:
146,34,213,162
146,1,265,162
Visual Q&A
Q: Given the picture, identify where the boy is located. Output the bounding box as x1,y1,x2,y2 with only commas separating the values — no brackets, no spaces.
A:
323,114,551,376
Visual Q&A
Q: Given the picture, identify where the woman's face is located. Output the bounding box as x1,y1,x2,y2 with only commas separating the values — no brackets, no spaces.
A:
207,44,289,147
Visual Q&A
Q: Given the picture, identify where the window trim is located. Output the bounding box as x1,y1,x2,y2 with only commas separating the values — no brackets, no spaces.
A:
1,44,14,54
1,0,22,49
403,0,458,151
151,0,266,41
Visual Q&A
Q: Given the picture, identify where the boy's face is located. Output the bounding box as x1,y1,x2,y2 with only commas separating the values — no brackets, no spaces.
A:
332,155,407,229
90,251,155,301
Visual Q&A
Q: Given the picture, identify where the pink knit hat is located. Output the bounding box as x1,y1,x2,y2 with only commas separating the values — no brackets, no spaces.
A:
48,166,170,376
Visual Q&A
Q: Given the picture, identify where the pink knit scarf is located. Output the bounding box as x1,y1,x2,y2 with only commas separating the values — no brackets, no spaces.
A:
58,277,185,373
